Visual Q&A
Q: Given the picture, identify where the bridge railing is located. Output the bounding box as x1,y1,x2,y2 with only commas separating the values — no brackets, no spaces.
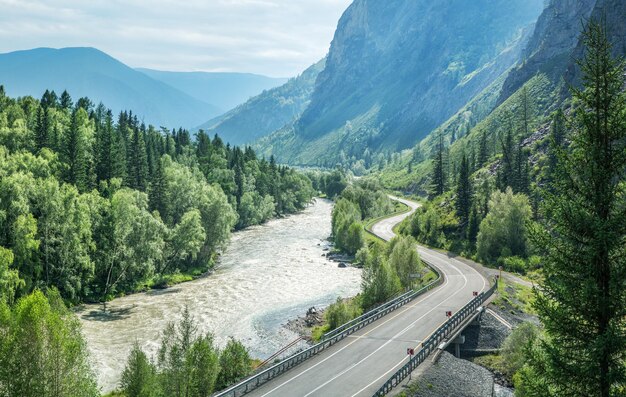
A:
212,259,443,397
371,279,499,397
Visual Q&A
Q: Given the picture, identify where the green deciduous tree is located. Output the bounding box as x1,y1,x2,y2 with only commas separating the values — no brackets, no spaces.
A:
121,342,160,397
476,187,531,265
216,338,252,390
387,236,421,289
359,244,402,310
158,307,220,397
0,290,99,397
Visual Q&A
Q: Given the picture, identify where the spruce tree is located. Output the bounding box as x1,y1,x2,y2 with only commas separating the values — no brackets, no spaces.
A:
455,153,472,227
35,107,48,151
466,205,479,249
478,131,488,167
546,109,566,184
430,134,446,197
60,90,73,110
129,127,148,191
529,21,626,397
497,127,515,191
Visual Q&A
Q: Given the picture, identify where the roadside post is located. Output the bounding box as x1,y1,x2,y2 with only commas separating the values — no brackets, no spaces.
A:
406,348,415,381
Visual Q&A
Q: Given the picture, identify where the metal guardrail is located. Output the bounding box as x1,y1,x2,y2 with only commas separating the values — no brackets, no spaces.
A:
212,260,443,397
371,279,499,397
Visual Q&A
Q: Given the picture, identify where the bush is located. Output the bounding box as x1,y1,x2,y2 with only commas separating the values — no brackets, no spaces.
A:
325,298,362,330
500,322,539,377
477,187,532,265
216,338,252,390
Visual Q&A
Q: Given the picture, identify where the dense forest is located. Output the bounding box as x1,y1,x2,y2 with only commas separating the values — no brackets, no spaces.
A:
0,87,319,395
0,87,315,305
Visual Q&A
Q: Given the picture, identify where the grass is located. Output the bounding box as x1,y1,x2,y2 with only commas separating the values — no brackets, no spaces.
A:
493,277,536,315
311,324,330,342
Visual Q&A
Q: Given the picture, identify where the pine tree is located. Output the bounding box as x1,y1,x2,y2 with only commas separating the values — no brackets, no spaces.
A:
95,110,114,182
149,155,166,217
529,21,626,397
497,127,515,191
478,131,489,167
455,153,472,227
466,205,479,248
60,90,73,110
546,109,566,183
35,107,48,151
111,128,127,181
129,127,148,191
430,134,446,197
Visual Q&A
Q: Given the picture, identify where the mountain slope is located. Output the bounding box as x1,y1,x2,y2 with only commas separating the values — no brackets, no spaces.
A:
380,0,626,194
0,47,221,128
196,59,324,146
256,0,545,166
136,68,287,113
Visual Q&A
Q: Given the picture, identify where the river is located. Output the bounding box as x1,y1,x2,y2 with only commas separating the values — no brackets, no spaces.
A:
76,198,362,393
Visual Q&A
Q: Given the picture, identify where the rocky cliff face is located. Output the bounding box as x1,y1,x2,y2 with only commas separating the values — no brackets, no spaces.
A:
259,0,544,165
500,0,626,102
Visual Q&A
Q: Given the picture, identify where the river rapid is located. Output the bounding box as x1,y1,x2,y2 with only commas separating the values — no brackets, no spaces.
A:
77,198,362,393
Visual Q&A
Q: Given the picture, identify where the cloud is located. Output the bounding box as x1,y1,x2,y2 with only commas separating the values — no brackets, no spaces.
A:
0,0,352,77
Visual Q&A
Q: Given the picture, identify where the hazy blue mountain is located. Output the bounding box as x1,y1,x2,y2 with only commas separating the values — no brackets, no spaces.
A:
256,0,545,166
137,68,288,114
0,47,221,128
196,59,324,147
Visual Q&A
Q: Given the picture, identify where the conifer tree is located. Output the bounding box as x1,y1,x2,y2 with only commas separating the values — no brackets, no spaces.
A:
455,153,472,227
129,127,148,191
35,106,48,151
528,21,626,397
430,134,446,197
60,90,73,110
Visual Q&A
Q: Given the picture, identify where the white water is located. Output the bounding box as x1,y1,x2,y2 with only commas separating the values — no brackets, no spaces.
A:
76,199,362,393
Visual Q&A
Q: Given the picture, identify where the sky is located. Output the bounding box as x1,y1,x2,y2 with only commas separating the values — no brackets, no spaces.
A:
0,0,352,77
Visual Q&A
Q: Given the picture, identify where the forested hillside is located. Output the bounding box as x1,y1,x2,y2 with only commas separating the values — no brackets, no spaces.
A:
0,87,314,306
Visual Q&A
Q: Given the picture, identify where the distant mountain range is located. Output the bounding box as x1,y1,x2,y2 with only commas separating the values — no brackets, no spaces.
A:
196,59,325,146
137,68,287,114
0,47,287,129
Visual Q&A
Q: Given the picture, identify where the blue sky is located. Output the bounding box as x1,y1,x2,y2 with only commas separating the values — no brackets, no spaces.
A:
0,0,352,77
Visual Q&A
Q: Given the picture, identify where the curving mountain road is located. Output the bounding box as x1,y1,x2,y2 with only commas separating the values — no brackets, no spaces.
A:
246,196,488,397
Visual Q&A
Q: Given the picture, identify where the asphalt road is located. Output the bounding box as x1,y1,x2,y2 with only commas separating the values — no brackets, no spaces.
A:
247,196,488,397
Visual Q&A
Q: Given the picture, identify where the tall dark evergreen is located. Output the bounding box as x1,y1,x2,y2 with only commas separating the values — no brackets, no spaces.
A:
455,153,472,227
430,134,447,197
513,139,530,194
60,90,73,110
546,108,566,183
528,21,626,397
497,127,515,191
150,155,166,218
466,205,479,247
95,110,114,182
129,127,148,191
34,107,48,151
